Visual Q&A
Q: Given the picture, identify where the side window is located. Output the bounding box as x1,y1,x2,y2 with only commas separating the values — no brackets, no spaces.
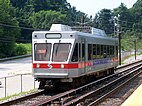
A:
110,46,114,57
106,45,110,58
82,43,85,61
71,44,78,62
103,45,107,58
88,44,92,60
96,44,101,59
100,45,104,58
112,46,114,56
110,46,112,57
103,45,107,53
115,46,118,57
92,44,96,59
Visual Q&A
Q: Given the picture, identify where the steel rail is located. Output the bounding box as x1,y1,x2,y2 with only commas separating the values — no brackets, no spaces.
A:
0,90,44,106
116,59,142,70
88,68,142,106
63,65,142,106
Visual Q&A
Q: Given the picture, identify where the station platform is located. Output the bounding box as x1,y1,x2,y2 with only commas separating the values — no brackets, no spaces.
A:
121,84,142,106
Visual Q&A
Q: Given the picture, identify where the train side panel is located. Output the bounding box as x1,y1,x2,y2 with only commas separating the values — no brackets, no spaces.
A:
32,24,118,89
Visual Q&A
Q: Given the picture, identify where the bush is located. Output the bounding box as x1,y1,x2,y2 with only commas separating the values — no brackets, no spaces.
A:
22,43,32,54
0,41,16,58
14,44,27,55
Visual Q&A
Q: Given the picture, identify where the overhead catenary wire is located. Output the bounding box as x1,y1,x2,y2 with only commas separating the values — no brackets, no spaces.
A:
0,23,41,31
0,23,35,43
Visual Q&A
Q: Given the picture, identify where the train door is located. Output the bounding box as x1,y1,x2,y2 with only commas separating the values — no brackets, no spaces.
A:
81,38,87,74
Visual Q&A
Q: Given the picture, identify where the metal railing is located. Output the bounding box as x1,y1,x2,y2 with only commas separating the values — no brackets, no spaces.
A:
0,74,39,98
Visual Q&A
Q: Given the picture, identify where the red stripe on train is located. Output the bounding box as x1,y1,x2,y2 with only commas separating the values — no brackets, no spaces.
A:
64,64,78,68
33,63,78,69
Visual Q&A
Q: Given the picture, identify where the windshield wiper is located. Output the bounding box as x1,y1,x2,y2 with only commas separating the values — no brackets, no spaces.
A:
55,40,61,56
45,40,48,56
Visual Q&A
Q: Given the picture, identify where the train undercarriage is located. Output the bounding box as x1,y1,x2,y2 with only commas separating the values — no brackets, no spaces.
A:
37,68,115,90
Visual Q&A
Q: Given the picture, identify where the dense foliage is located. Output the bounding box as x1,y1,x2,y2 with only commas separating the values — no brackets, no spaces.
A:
0,0,87,58
93,2,142,51
1,0,142,58
0,0,20,58
29,10,67,29
93,9,113,34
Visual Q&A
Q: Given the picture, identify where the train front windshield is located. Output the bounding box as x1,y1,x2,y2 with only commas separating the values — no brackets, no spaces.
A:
52,43,71,62
34,43,51,61
34,43,71,62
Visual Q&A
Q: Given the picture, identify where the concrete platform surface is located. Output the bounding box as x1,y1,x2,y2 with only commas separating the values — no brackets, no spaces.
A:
121,84,142,106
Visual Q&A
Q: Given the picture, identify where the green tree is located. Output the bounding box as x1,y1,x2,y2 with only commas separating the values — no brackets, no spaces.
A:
29,10,67,30
0,0,20,58
93,9,113,34
130,0,142,22
113,3,133,32
129,0,142,38
10,0,89,41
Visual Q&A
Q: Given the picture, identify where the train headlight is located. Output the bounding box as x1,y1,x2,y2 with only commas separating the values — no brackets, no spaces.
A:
36,64,40,68
61,64,64,68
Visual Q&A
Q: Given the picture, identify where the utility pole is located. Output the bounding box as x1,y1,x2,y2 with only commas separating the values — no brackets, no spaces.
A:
81,16,85,27
115,15,121,65
118,30,121,65
113,16,117,36
134,39,137,60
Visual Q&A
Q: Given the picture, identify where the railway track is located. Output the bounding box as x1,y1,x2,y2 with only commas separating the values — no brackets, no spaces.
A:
1,59,142,106
97,72,142,106
63,60,142,106
0,90,45,106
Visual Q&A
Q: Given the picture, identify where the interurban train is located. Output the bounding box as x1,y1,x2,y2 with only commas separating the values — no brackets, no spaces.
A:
32,24,118,89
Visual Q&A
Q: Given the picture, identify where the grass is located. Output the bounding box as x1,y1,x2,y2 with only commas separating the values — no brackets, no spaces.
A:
138,52,142,55
0,89,37,102
121,52,142,64
121,54,134,64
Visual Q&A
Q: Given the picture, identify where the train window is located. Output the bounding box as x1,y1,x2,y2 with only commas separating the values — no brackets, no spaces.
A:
92,44,96,59
112,46,114,56
107,46,110,57
96,44,101,58
82,43,85,61
34,43,51,61
88,44,92,60
104,45,107,53
103,45,107,58
52,43,71,62
115,46,118,57
100,45,104,58
110,46,112,56
110,46,114,57
71,44,78,62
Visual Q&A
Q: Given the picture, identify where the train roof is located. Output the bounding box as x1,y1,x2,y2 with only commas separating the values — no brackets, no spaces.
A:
49,24,107,37
33,24,118,41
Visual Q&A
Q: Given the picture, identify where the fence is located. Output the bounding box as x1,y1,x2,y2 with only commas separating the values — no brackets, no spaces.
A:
121,51,135,59
0,74,39,98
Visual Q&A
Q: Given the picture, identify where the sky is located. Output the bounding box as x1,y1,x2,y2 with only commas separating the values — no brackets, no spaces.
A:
67,0,138,17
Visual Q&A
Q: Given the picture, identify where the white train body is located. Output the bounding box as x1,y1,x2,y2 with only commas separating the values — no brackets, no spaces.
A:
32,24,118,84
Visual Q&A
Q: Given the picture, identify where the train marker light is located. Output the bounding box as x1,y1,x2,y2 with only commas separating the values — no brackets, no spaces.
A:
36,64,40,68
61,64,64,68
